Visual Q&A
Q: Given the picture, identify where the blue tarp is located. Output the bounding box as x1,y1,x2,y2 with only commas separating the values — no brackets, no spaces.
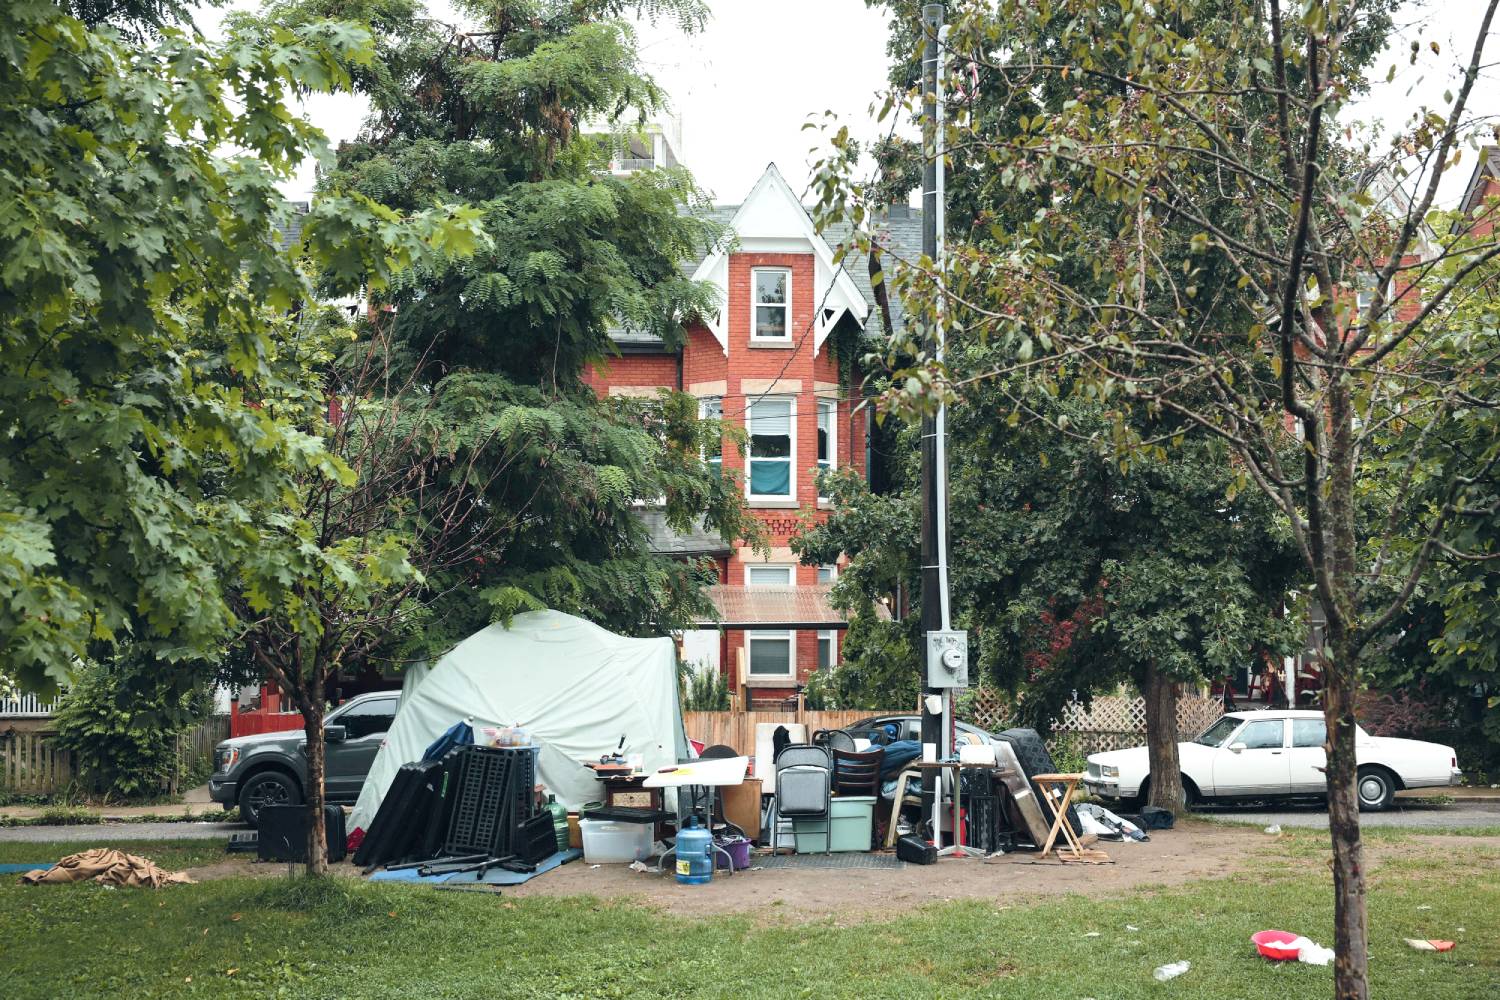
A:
421,720,474,762
877,740,923,777
368,848,581,886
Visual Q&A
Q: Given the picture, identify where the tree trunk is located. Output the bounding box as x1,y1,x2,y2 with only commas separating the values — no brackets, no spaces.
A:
1143,663,1184,813
1323,632,1367,1000
1324,372,1368,1000
302,699,329,877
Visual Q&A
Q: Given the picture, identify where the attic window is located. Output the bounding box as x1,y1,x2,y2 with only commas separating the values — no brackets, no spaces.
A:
752,268,790,340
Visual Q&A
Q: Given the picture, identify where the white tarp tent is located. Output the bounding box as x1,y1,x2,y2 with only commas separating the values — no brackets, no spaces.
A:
350,610,686,833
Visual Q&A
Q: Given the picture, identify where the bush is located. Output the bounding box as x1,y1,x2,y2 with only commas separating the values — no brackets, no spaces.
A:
680,661,729,711
52,652,212,802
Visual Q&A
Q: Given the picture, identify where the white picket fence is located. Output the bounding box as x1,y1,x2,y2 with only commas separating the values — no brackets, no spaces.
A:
0,692,63,718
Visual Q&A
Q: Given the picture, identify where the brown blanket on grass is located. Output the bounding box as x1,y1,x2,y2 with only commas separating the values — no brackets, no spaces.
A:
21,848,194,887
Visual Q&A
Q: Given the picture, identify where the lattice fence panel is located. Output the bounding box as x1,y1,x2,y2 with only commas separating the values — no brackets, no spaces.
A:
956,689,1226,755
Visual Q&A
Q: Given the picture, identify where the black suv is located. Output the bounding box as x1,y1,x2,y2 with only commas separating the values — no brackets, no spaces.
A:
209,691,399,827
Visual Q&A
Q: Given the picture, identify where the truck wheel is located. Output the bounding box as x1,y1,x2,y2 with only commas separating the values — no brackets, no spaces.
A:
1356,766,1396,812
238,770,301,828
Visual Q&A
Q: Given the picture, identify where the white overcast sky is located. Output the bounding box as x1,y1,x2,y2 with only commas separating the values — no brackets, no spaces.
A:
195,0,1497,207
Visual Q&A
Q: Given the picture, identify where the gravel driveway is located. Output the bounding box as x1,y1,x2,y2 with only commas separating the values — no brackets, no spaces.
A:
1197,800,1500,830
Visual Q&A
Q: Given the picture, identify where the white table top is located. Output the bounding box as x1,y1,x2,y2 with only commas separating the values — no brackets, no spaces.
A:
642,755,750,788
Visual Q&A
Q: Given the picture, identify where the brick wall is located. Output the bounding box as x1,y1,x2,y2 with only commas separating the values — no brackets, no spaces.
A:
583,351,679,396
586,249,864,698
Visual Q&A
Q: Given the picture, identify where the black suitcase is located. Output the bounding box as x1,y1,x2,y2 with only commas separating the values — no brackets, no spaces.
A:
258,804,346,863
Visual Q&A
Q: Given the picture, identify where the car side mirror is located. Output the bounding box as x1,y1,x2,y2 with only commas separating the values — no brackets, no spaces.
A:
324,724,347,743
1228,742,1246,754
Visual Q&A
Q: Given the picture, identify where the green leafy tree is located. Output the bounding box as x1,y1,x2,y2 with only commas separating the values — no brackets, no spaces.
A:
815,1,1498,994
0,2,473,693
224,0,754,870
53,650,213,802
246,0,754,646
1376,214,1500,777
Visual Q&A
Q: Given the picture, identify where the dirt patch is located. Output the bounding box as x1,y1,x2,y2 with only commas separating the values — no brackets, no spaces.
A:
498,822,1267,920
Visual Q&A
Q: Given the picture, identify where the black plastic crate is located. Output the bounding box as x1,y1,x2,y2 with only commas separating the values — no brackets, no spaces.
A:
442,746,514,857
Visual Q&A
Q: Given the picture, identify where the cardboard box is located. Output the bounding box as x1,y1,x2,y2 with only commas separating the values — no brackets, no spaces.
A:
720,778,763,842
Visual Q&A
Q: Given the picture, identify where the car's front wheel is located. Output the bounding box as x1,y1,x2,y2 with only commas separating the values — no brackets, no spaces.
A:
1356,766,1396,812
238,770,302,828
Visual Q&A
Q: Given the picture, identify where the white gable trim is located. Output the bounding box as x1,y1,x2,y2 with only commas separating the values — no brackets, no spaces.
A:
691,163,868,356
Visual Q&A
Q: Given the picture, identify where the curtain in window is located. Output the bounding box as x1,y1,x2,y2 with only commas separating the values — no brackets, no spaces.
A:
748,398,792,497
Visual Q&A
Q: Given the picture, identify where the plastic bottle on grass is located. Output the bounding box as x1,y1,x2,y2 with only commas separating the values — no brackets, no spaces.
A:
1153,961,1191,982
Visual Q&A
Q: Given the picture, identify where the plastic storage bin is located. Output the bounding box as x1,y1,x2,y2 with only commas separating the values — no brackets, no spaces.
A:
792,795,876,853
579,817,654,863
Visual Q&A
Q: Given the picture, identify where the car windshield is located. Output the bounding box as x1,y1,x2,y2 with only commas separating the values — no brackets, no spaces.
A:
1193,716,1242,747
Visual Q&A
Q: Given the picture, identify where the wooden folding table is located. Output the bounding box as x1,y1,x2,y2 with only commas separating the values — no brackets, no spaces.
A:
1032,771,1109,863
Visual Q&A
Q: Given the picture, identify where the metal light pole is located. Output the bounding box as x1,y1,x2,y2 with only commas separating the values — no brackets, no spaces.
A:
918,2,968,850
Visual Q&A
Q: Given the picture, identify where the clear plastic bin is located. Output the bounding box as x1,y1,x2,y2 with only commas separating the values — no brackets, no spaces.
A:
578,817,654,863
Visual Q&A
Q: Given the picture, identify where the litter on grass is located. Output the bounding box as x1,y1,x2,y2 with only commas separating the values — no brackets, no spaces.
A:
1404,939,1456,952
1263,824,1282,835
1252,930,1333,965
1153,961,1190,982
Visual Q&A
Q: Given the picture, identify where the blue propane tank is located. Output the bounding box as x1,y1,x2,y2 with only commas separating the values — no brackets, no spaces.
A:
674,816,714,885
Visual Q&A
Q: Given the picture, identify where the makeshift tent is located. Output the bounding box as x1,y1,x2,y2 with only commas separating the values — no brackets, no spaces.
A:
350,610,687,834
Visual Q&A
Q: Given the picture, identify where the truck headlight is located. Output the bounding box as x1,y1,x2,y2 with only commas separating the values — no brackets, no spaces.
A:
1101,765,1119,779
216,747,239,773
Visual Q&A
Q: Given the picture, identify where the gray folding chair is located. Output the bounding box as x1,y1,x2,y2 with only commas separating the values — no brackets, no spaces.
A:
769,744,832,855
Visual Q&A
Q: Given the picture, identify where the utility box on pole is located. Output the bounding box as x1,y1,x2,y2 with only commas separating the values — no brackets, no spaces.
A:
925,630,969,689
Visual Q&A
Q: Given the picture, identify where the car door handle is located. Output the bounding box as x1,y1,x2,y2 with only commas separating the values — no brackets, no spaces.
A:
1270,750,1282,755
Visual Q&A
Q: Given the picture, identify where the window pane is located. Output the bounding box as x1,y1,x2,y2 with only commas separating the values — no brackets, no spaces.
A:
748,398,791,438
749,459,791,496
755,305,787,338
817,401,833,464
755,270,787,304
699,396,722,468
1292,719,1326,748
748,399,791,496
748,565,793,586
1194,716,1240,746
748,634,791,675
818,631,836,670
817,565,836,584
338,700,396,739
1237,720,1285,749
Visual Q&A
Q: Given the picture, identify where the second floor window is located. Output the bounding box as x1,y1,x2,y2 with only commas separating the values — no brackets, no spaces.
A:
753,268,790,340
816,398,836,498
747,397,793,499
699,396,722,477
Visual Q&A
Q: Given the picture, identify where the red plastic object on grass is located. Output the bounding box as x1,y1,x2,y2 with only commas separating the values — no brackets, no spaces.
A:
1252,930,1302,960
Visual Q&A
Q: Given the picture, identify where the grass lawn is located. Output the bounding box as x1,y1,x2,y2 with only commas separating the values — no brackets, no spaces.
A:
1,835,1496,999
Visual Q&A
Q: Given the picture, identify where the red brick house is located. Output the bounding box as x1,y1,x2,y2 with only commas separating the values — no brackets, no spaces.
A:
585,163,920,705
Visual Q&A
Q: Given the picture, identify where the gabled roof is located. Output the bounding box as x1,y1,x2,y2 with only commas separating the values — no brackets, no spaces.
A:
689,163,874,356
1454,144,1500,227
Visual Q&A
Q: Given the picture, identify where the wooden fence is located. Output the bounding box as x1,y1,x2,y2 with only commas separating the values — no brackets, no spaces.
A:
684,710,876,754
684,690,1228,759
0,715,230,798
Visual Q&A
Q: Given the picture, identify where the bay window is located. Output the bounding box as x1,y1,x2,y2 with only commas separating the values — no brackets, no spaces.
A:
699,396,722,477
816,399,835,499
746,397,794,499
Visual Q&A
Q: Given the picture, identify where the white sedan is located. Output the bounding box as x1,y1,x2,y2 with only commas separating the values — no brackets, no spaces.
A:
1083,709,1461,811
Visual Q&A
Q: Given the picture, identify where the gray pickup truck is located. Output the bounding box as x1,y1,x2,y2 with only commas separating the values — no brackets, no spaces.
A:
209,691,399,827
